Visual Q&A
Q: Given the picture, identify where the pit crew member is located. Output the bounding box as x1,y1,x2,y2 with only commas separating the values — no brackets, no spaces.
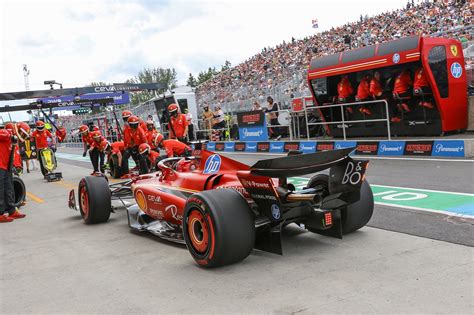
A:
0,122,30,222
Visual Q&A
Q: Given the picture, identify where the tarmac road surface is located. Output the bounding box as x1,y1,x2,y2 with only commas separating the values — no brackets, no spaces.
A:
0,148,472,313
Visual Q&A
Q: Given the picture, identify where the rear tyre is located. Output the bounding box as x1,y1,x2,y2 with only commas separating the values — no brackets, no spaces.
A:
12,176,26,208
78,176,111,224
306,173,374,234
183,189,255,268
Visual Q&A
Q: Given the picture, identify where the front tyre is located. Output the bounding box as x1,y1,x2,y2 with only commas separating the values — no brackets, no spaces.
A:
78,176,111,224
183,189,255,268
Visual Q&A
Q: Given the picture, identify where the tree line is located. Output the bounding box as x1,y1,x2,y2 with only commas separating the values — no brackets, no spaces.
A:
90,59,231,106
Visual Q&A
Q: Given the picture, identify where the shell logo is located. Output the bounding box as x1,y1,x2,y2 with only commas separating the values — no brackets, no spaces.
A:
135,190,148,211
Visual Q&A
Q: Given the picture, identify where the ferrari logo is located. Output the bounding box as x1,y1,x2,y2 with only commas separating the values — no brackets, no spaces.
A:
450,45,458,57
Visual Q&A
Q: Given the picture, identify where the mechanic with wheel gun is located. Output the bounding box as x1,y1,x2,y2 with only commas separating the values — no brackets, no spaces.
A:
122,115,148,174
153,133,191,158
78,125,96,174
0,122,30,223
138,143,161,173
99,140,127,174
31,120,56,176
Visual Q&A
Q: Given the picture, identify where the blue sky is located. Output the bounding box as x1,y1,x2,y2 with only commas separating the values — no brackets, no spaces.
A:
1,0,408,121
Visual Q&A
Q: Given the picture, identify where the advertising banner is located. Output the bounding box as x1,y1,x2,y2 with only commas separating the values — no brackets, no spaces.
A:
206,142,216,151
404,141,434,156
299,141,316,154
355,141,379,155
224,142,235,152
215,142,225,151
334,141,357,150
238,126,269,141
257,142,270,153
245,142,257,152
237,111,268,141
316,142,334,151
284,142,300,152
377,141,405,156
431,140,464,157
234,142,246,152
270,142,285,153
38,92,130,111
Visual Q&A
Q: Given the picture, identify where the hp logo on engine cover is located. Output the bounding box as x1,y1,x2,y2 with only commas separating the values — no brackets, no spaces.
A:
450,62,462,79
203,154,222,174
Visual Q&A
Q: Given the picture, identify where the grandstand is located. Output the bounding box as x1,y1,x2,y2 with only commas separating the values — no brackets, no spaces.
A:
195,0,472,113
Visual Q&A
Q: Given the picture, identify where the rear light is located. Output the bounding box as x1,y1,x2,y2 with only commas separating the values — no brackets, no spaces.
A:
324,212,332,226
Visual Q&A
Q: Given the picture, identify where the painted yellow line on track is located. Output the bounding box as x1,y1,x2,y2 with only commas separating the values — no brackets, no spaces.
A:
26,192,45,203
53,181,76,189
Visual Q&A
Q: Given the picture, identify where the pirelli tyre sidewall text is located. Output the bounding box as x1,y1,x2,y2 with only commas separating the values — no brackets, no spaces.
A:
183,189,255,268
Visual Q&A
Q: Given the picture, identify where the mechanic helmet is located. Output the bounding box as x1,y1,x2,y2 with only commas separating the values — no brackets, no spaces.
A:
35,120,45,131
138,143,151,155
90,130,102,141
15,122,31,142
153,133,164,147
78,125,89,135
146,119,154,131
4,122,14,131
168,103,179,117
127,115,140,129
122,110,132,123
100,140,111,153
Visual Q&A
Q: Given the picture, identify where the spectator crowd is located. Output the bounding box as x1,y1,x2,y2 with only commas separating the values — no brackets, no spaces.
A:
195,0,472,111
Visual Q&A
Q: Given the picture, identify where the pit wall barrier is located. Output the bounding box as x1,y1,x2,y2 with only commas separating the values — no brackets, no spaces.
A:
201,139,473,158
62,139,473,157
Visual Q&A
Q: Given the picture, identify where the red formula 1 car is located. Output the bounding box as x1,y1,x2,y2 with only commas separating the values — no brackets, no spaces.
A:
68,145,374,268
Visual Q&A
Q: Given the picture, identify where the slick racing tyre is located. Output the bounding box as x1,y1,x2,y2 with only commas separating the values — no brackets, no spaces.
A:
78,176,111,224
306,174,374,234
12,175,26,208
183,189,255,268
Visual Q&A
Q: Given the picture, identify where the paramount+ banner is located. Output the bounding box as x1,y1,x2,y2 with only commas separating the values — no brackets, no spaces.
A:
237,111,269,141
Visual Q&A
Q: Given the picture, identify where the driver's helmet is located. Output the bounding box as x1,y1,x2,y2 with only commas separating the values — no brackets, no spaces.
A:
78,125,89,135
127,116,140,129
153,133,164,147
35,120,45,131
100,140,111,152
176,159,194,172
138,143,150,155
122,110,132,122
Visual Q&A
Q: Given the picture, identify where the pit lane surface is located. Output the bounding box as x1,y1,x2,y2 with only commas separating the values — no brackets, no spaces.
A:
1,148,473,313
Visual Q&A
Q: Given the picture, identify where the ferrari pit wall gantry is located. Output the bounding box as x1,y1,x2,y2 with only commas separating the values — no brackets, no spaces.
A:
69,146,374,268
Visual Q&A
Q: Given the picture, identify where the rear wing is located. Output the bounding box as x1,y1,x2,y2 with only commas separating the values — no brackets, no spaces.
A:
250,147,354,177
240,148,369,211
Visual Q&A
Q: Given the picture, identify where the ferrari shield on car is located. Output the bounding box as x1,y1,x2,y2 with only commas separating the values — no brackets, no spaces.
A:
68,144,374,268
